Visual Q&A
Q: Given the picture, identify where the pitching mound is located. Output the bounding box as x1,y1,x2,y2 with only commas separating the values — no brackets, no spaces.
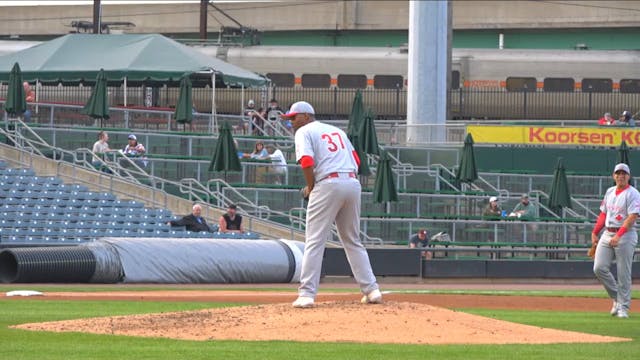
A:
13,301,629,345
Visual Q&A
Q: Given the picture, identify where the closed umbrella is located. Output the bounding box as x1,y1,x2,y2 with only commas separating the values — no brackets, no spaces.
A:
5,62,26,117
547,157,572,216
358,108,380,156
455,133,478,184
373,150,398,206
209,121,242,179
347,89,364,142
617,140,633,186
174,75,193,129
82,68,110,128
354,139,371,176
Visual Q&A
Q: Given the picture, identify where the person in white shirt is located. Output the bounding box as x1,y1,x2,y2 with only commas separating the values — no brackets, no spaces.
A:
263,144,288,184
92,130,112,166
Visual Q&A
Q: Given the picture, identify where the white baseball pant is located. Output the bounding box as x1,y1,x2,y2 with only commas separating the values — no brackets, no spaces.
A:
593,230,638,311
298,175,379,298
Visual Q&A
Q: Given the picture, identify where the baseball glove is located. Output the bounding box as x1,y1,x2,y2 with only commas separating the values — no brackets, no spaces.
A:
587,243,597,259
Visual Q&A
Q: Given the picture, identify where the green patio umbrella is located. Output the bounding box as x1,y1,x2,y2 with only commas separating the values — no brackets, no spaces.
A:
209,121,242,177
5,62,27,117
547,157,572,216
347,89,364,142
617,140,633,186
618,140,630,165
358,108,380,156
455,133,478,184
82,68,110,127
373,150,398,204
354,140,371,176
174,75,193,128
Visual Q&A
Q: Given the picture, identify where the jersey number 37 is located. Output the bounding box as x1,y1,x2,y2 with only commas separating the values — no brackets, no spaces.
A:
321,132,345,152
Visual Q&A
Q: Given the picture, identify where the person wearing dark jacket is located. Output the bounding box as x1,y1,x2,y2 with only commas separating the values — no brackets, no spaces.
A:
168,204,213,232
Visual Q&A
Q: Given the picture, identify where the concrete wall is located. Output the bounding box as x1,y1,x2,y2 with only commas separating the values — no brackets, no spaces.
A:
1,1,640,36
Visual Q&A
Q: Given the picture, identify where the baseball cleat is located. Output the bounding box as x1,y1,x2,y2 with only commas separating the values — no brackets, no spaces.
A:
610,301,619,316
617,309,629,319
361,289,383,304
292,296,315,308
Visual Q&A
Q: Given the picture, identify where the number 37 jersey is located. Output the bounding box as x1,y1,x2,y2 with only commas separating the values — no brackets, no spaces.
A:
295,121,358,181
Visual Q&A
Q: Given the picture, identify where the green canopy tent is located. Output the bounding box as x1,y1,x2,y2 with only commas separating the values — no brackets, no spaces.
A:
82,69,109,128
547,157,572,217
209,121,242,180
0,34,267,124
4,62,26,118
174,75,193,131
373,150,398,213
455,133,478,187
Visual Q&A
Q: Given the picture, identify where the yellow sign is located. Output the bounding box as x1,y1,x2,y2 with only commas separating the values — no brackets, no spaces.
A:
467,125,640,146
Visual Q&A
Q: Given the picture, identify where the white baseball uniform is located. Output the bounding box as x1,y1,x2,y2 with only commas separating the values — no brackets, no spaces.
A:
295,120,379,298
594,185,640,312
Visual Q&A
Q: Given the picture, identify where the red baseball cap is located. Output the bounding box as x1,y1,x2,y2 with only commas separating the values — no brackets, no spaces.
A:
281,101,315,118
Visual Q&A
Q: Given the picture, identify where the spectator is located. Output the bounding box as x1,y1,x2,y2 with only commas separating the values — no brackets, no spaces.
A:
598,112,616,126
245,141,268,159
619,110,635,127
482,196,503,219
122,134,147,168
509,193,538,220
92,130,112,167
266,99,283,135
263,143,288,184
168,204,214,232
409,229,432,259
23,82,35,122
219,204,243,233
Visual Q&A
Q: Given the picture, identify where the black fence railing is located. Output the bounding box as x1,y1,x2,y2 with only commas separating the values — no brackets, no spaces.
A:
3,84,640,121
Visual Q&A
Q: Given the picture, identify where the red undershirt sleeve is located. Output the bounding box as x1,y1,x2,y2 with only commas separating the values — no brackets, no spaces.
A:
592,212,606,235
616,227,628,237
300,155,314,169
352,150,360,167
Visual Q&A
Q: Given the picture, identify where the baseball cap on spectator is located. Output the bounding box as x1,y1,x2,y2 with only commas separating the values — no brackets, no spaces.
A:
128,134,137,140
281,101,315,118
614,163,630,174
489,196,498,203
521,193,529,199
418,229,427,236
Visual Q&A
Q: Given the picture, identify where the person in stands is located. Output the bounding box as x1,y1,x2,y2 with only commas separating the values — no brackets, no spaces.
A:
219,203,244,233
168,204,214,232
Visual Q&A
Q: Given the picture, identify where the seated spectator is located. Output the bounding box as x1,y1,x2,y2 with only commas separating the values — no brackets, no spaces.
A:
122,134,147,167
266,99,283,135
262,144,288,184
409,229,432,259
92,131,113,171
482,196,502,219
23,82,35,122
244,141,268,159
168,204,214,232
598,112,615,126
619,110,635,126
509,194,538,220
219,204,243,233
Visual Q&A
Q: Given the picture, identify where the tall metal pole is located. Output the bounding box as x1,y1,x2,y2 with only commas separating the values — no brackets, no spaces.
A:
93,0,101,34
406,0,451,144
200,0,208,40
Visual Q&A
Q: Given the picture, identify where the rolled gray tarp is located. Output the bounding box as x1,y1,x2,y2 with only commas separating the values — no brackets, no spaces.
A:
92,238,305,284
0,238,305,284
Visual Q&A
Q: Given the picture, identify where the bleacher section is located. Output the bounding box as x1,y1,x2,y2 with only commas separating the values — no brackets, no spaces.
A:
0,159,259,245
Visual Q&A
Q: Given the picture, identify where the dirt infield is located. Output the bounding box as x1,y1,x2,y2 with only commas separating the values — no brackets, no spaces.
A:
13,300,629,345
6,289,631,345
7,290,618,312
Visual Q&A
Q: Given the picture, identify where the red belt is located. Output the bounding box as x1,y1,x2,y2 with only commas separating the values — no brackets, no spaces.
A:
320,172,356,182
607,227,620,232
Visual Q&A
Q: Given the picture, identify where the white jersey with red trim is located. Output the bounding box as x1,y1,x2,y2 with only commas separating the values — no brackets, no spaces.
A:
294,121,357,181
600,185,640,229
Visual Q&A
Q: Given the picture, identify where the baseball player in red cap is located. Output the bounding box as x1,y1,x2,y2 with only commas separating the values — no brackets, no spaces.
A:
592,163,640,318
282,101,381,308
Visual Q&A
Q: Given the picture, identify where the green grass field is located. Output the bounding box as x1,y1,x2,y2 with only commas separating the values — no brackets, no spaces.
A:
0,289,638,360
